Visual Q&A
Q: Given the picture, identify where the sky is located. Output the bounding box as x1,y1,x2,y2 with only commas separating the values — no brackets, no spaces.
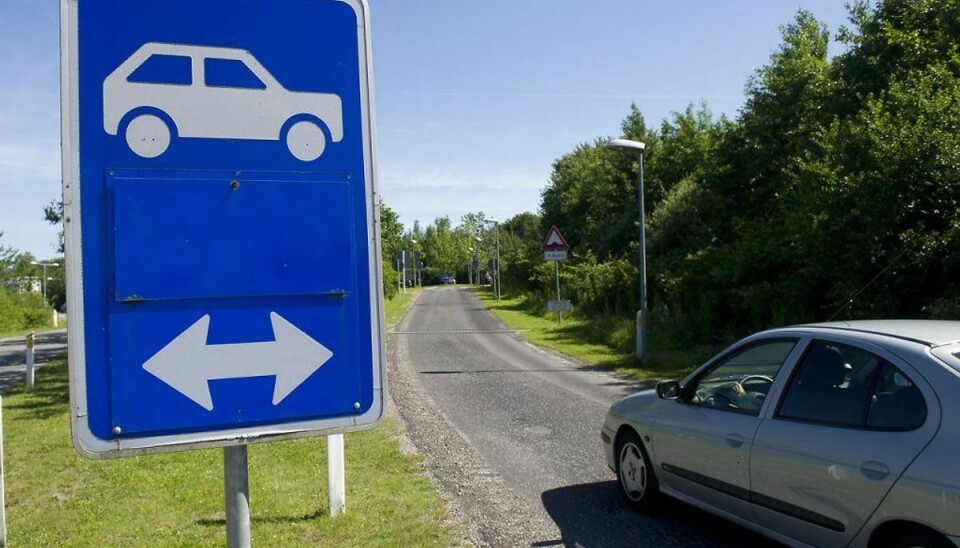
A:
0,0,853,259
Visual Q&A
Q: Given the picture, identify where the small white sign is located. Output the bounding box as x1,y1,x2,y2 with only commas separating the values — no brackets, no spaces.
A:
544,250,568,261
548,300,571,312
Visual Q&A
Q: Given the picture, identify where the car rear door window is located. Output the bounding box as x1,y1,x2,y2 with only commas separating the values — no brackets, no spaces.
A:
866,364,926,430
778,342,876,427
204,58,266,89
128,54,192,85
777,341,926,431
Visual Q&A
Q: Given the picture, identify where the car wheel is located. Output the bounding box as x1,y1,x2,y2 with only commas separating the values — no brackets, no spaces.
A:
616,430,659,511
286,120,326,161
125,113,171,158
877,528,954,548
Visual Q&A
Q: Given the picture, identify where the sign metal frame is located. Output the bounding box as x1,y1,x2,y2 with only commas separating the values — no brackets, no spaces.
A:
61,0,386,458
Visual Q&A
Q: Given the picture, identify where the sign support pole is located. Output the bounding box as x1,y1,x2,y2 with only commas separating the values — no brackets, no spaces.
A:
0,395,7,548
224,445,251,548
554,260,562,324
25,332,35,391
327,433,345,516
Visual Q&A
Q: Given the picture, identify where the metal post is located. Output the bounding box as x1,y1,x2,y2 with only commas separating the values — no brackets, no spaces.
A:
554,260,562,324
25,332,35,391
327,433,345,516
494,224,501,300
636,152,648,365
401,253,406,294
224,445,251,548
0,395,7,548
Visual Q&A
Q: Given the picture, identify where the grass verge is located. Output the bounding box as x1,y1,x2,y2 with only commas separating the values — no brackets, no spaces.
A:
0,323,66,341
472,288,714,384
3,287,455,547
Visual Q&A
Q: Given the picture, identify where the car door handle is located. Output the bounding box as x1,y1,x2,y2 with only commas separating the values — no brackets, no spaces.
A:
860,461,890,480
725,433,746,448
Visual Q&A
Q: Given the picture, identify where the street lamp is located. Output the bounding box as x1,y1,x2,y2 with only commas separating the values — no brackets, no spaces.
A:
32,261,60,302
410,239,419,287
483,219,501,300
605,138,648,365
467,247,474,285
474,236,482,287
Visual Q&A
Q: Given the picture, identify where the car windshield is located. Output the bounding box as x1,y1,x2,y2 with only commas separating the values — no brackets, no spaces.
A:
931,343,960,373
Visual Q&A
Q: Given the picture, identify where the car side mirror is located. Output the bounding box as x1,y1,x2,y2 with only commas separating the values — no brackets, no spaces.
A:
656,380,681,400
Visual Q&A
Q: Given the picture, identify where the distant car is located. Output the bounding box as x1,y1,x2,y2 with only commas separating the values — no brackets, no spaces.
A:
603,321,960,548
103,42,343,161
440,275,456,285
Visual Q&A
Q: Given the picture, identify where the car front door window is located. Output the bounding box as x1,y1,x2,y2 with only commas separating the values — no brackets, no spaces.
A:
687,340,796,416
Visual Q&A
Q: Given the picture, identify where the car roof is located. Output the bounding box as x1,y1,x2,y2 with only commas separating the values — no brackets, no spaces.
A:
785,320,960,347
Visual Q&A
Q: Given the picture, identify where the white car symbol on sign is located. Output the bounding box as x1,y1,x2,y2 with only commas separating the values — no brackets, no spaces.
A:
103,43,344,161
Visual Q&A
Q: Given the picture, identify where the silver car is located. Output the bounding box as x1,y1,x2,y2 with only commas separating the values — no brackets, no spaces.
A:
602,321,960,548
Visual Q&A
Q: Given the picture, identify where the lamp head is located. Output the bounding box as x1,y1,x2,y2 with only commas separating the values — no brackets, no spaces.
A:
605,139,646,153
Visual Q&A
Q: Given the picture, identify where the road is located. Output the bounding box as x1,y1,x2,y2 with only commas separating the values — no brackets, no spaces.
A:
0,330,67,390
389,287,778,547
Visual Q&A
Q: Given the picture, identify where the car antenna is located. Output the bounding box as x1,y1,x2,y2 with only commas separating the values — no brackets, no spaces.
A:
826,246,910,322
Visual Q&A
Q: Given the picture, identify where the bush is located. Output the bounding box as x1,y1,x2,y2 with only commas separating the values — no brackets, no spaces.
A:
0,291,26,332
383,266,399,299
0,290,51,332
561,253,638,317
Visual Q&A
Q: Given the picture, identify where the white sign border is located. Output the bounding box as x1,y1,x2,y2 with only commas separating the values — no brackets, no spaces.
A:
61,0,387,458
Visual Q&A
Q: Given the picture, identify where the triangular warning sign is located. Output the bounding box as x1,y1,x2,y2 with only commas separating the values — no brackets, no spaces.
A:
542,226,569,251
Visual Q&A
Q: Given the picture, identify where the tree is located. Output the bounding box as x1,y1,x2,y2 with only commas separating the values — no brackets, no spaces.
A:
43,200,65,254
379,200,404,298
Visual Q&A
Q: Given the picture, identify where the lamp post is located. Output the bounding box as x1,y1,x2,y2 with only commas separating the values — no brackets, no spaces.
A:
605,138,648,365
32,261,59,303
410,239,419,287
474,236,482,287
484,219,501,300
467,247,474,285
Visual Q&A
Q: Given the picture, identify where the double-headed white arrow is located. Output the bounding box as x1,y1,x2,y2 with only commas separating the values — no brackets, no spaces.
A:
143,312,333,411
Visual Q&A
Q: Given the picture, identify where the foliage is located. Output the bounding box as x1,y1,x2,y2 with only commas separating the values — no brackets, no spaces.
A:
0,290,26,332
533,0,960,343
0,290,51,332
379,200,403,299
43,199,65,254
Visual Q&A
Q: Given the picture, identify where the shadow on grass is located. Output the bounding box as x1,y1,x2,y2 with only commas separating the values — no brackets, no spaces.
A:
196,507,327,527
5,359,71,420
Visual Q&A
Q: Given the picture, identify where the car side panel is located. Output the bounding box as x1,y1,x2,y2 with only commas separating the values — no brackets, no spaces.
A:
653,402,761,521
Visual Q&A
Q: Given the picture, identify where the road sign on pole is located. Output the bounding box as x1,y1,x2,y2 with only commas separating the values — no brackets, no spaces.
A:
542,226,569,261
62,0,384,457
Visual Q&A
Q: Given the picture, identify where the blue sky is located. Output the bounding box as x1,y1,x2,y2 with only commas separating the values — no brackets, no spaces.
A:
1,0,851,258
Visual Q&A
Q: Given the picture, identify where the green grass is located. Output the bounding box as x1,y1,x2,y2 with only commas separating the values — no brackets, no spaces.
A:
0,322,66,341
473,289,713,384
2,287,456,547
384,288,421,336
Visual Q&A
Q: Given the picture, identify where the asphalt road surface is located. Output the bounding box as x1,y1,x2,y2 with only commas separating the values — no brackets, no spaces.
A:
0,330,67,390
389,287,779,548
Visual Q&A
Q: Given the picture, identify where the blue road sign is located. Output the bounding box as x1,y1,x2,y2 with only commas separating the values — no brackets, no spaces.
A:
62,0,385,457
